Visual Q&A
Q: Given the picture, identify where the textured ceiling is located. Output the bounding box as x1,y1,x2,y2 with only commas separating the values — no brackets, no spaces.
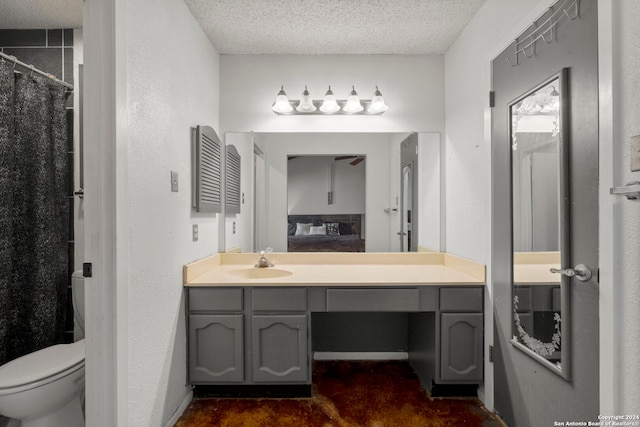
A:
0,0,487,55
0,0,83,29
183,0,487,54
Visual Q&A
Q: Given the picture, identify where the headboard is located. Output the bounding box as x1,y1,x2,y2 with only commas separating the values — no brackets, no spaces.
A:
288,214,363,237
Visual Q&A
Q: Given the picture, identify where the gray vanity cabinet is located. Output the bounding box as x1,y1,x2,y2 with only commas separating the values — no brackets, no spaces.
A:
187,287,310,386
186,285,484,391
251,315,309,382
440,313,483,381
438,288,483,382
188,314,244,383
187,288,245,384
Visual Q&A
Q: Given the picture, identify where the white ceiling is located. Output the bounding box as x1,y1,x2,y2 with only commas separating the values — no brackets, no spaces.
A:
0,0,487,55
183,0,487,54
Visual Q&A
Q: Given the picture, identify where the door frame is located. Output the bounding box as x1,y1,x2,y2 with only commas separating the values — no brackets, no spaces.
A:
480,0,560,412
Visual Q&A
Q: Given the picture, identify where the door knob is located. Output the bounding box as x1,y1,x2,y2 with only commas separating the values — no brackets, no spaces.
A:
550,264,593,282
397,231,407,236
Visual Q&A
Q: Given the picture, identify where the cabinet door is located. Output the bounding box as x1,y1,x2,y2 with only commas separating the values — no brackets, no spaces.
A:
252,315,308,383
440,313,483,382
189,314,244,383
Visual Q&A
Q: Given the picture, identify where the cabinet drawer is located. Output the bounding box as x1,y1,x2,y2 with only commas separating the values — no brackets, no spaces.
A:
188,288,243,312
252,288,307,311
439,288,483,312
327,288,419,312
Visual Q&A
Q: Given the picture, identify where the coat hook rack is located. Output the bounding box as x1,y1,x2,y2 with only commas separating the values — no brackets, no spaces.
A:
505,0,580,67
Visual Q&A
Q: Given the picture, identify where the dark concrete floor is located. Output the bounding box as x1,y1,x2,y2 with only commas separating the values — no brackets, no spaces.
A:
175,360,506,427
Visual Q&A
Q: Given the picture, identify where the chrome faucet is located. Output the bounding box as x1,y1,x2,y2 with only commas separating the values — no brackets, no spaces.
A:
255,248,274,268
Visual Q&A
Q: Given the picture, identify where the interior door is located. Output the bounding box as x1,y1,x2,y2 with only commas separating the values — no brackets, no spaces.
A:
400,134,418,251
491,2,599,426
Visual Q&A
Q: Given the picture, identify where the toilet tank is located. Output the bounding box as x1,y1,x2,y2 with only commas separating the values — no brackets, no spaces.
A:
71,270,85,341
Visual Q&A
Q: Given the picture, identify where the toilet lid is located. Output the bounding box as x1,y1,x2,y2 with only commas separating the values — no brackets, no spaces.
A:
0,340,85,388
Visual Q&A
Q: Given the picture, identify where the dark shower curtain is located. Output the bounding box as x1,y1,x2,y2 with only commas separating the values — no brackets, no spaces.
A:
0,61,70,366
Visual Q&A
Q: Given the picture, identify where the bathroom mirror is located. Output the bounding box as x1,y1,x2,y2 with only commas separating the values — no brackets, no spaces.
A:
510,69,570,379
224,132,442,253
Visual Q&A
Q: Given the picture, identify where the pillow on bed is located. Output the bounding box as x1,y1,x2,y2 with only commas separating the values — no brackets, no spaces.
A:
324,222,340,235
338,222,354,235
295,223,313,236
309,225,327,235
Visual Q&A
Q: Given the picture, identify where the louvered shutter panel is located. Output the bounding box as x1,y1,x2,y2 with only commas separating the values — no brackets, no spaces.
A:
194,125,222,213
225,144,241,214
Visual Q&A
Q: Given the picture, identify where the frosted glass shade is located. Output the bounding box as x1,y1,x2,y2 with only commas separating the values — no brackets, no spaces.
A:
320,86,341,113
343,86,363,113
296,86,317,112
272,86,293,113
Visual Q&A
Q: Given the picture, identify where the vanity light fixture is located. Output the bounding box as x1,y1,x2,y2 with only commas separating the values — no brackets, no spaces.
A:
296,85,317,113
271,85,389,115
343,86,364,113
271,85,293,114
320,86,341,113
369,86,389,113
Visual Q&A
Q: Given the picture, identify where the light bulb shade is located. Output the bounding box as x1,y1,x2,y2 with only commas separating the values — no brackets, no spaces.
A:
343,86,363,113
320,86,341,113
272,86,293,113
369,86,389,113
296,85,317,112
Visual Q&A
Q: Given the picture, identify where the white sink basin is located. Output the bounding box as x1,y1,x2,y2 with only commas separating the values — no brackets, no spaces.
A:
227,268,293,279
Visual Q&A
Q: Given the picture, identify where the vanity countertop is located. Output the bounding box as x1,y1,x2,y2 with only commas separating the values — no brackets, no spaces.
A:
183,252,485,287
513,251,561,284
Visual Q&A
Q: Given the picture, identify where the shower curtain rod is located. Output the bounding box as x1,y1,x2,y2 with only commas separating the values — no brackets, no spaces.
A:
0,51,74,90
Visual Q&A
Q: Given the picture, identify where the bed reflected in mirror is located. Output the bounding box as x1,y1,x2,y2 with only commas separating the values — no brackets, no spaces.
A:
287,155,366,252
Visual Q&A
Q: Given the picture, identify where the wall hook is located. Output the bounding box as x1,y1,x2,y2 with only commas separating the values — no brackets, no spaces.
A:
523,38,535,58
541,26,554,43
506,42,520,67
564,0,579,20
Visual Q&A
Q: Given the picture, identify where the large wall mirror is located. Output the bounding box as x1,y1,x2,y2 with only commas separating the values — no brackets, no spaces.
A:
510,69,570,379
224,132,442,253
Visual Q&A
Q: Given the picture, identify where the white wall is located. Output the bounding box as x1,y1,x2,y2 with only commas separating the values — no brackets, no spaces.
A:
444,0,548,263
287,156,366,215
599,0,640,415
219,55,444,135
122,0,220,425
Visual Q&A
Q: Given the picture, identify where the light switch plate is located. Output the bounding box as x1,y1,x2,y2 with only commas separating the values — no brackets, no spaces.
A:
171,171,179,192
192,224,198,242
631,135,640,172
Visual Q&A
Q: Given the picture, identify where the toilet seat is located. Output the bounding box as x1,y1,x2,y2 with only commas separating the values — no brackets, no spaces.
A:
0,340,85,391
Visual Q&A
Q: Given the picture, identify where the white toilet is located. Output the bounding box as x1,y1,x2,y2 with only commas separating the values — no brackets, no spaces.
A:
0,271,86,427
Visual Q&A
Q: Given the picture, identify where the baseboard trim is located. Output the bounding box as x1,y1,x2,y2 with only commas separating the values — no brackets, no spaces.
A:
193,384,312,398
164,388,193,427
313,352,409,361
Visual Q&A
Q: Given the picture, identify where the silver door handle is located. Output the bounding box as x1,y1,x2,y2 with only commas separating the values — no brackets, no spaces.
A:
397,231,407,236
550,264,592,282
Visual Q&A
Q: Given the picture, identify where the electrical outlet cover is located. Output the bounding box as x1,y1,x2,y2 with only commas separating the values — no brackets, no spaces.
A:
171,171,179,192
